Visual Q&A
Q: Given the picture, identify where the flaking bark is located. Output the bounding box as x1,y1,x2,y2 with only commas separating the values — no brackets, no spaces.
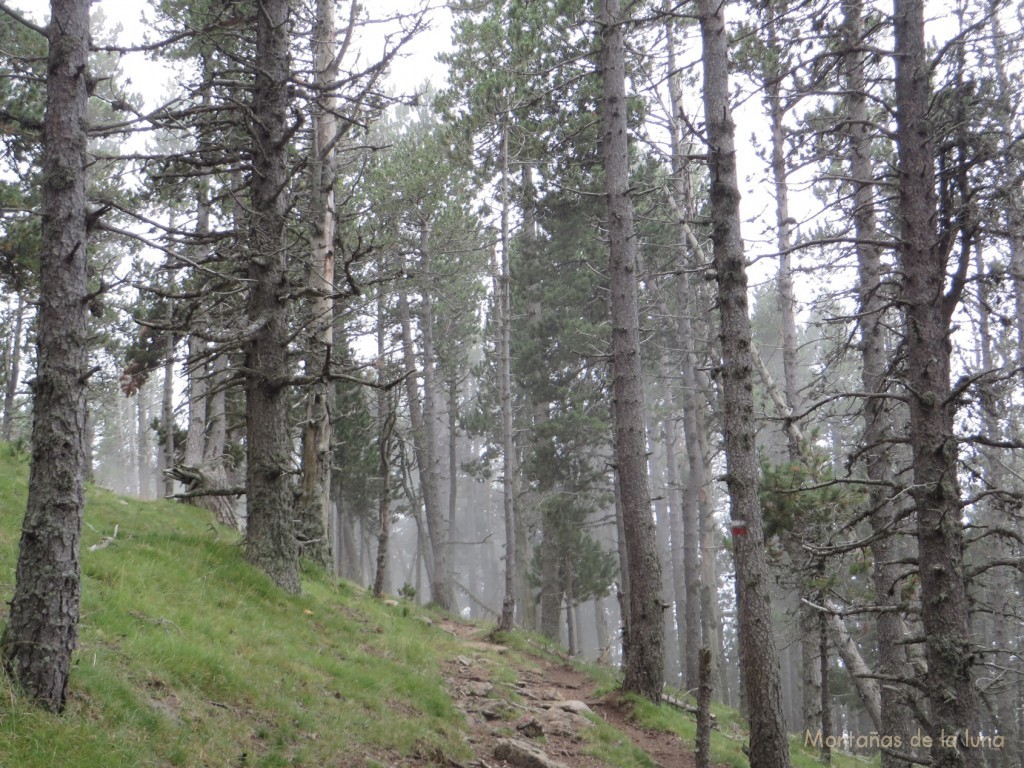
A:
3,0,91,712
243,0,300,594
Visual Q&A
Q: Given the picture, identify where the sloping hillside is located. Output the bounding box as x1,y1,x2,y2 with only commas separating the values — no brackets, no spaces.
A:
0,445,871,768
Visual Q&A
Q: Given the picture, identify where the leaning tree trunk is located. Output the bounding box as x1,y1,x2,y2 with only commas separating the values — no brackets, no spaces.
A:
2,0,90,712
698,0,792,764
243,0,300,594
600,0,664,703
893,1,980,766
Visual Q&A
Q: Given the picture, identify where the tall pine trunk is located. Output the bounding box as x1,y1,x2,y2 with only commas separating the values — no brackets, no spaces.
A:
2,0,90,712
600,0,664,702
698,0,791,762
296,0,339,569
843,1,916,764
496,119,518,632
893,1,980,765
373,288,395,598
243,0,300,594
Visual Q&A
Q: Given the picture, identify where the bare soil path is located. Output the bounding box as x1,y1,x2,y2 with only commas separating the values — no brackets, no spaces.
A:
438,618,697,768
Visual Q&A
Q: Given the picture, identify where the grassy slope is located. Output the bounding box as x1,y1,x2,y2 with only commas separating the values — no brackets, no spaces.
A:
0,445,467,768
0,444,876,768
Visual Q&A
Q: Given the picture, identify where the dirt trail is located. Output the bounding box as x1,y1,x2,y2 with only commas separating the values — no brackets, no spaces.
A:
438,618,696,768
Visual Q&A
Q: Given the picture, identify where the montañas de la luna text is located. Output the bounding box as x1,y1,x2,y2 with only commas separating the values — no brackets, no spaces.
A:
804,729,1006,751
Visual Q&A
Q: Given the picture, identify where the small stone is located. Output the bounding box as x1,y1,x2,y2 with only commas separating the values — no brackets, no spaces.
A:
516,715,544,738
494,738,570,768
465,680,493,697
549,699,592,715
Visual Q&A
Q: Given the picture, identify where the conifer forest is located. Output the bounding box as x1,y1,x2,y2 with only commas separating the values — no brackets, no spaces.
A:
1,1,1023,767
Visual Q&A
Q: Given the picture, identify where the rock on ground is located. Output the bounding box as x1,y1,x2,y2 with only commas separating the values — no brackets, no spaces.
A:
494,738,571,768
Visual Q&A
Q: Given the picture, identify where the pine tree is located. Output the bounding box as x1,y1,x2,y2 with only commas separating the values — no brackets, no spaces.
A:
2,0,91,712
698,0,792,761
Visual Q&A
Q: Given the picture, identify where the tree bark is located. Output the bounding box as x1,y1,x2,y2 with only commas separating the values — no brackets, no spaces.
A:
162,316,176,500
2,0,90,712
893,1,981,766
243,0,300,594
600,0,664,702
185,336,207,469
372,328,395,598
296,0,339,569
496,118,518,632
698,0,792,763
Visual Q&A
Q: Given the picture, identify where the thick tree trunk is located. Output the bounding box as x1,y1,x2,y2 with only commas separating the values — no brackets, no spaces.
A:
243,0,300,594
600,0,664,702
2,0,90,712
893,2,980,766
698,0,792,763
296,0,339,569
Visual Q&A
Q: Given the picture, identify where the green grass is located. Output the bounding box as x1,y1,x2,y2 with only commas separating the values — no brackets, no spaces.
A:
0,444,469,768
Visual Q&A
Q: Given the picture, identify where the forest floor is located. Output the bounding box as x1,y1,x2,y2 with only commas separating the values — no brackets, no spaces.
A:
437,617,694,768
